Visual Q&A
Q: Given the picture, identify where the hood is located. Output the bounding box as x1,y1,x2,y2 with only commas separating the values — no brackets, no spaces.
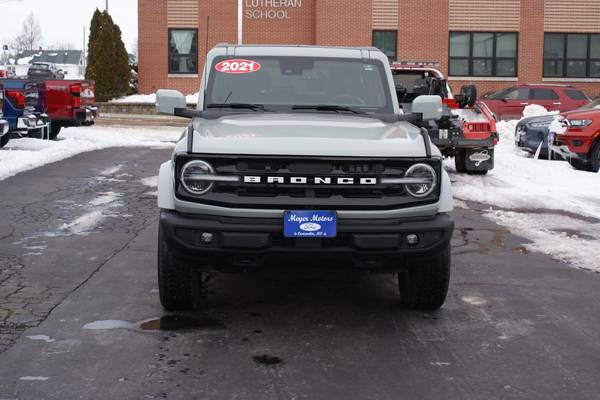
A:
188,113,429,158
561,108,600,120
519,114,556,125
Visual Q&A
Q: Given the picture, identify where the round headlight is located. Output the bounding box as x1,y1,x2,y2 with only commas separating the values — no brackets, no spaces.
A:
180,160,215,195
404,163,437,198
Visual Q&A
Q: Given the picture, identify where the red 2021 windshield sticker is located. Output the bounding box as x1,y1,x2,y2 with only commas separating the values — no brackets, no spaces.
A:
215,59,261,74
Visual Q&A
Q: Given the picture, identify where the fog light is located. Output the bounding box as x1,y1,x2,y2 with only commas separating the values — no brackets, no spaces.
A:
200,232,214,244
405,234,420,246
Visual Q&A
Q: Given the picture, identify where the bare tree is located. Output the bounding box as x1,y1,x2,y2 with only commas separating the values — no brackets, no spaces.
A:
13,12,42,51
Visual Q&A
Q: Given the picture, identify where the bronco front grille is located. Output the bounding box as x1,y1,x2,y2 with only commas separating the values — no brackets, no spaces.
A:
175,155,441,210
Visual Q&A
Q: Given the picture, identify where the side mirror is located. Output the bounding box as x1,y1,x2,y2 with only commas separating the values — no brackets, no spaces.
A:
156,89,186,116
501,98,508,103
412,95,443,121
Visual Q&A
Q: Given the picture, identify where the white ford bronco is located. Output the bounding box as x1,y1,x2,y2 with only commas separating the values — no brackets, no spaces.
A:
156,45,454,311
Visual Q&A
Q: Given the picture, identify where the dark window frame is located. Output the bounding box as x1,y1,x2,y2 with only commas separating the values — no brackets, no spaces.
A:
372,30,398,62
449,31,518,77
168,28,199,75
543,33,600,78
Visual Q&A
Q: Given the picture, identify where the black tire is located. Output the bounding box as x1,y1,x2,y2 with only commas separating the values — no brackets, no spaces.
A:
568,158,591,171
460,84,478,107
590,141,600,173
454,150,467,173
0,135,9,148
157,221,197,311
49,125,62,140
398,244,451,311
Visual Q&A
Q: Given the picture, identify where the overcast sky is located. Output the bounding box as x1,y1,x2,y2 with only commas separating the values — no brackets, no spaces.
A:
0,0,138,52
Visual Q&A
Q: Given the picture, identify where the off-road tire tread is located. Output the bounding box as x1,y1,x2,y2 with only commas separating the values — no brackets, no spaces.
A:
568,158,591,171
455,150,467,173
398,244,451,311
49,125,62,140
158,225,195,311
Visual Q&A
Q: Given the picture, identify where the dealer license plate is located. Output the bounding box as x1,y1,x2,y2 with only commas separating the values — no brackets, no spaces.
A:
283,210,337,238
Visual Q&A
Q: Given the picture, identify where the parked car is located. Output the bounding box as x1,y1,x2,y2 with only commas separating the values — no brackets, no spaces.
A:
482,84,590,120
516,98,600,157
42,80,97,139
27,62,65,80
0,82,10,147
551,107,600,172
390,63,498,174
155,45,454,311
0,79,50,142
0,66,16,79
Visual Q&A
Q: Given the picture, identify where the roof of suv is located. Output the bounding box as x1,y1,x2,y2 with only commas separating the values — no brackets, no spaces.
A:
211,44,385,59
521,83,576,88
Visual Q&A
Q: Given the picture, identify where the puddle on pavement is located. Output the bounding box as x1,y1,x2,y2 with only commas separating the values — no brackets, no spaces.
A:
139,314,225,331
253,354,283,365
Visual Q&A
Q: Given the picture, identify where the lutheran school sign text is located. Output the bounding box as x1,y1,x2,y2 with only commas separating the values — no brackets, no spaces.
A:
245,0,303,19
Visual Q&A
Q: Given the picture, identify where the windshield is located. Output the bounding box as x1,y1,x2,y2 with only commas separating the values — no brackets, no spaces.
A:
485,87,514,100
31,64,50,70
206,56,393,114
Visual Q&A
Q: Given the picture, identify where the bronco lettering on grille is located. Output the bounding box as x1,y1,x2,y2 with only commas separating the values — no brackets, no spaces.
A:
243,176,378,185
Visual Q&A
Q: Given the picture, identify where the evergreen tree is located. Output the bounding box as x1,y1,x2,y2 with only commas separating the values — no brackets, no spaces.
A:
85,9,131,102
85,9,102,82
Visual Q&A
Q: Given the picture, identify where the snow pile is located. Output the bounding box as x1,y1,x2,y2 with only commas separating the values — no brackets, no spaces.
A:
487,210,600,272
17,56,34,65
522,104,558,118
448,106,600,271
0,126,181,181
111,92,200,104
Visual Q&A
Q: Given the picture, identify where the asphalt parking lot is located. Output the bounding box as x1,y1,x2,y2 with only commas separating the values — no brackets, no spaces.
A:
1,146,600,400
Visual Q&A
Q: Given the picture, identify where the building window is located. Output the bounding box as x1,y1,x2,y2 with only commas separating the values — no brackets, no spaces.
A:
544,33,600,78
168,29,198,74
449,32,518,77
373,31,397,62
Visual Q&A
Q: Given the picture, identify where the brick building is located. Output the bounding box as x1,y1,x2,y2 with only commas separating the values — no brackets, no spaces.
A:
138,0,600,97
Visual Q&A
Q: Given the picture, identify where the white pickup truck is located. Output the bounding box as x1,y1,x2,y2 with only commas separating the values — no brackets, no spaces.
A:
155,45,454,311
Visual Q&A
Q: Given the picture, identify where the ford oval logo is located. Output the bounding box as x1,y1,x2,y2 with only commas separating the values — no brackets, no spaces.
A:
300,223,321,232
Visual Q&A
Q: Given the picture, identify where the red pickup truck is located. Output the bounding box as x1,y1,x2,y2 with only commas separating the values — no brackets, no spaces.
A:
551,107,600,172
43,80,98,139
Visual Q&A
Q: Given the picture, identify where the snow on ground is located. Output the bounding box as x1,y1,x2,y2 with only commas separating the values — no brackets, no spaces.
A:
111,92,200,104
141,176,158,187
82,318,157,331
26,335,55,343
19,376,50,381
448,105,600,272
0,126,182,181
141,175,159,197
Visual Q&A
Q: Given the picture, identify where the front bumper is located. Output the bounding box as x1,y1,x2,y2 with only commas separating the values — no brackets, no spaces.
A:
76,106,98,126
550,143,585,161
16,114,50,131
515,124,551,154
432,136,495,151
160,211,454,271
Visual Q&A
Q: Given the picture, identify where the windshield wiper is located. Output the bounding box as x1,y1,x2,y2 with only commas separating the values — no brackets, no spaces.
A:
206,103,271,112
292,105,366,115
